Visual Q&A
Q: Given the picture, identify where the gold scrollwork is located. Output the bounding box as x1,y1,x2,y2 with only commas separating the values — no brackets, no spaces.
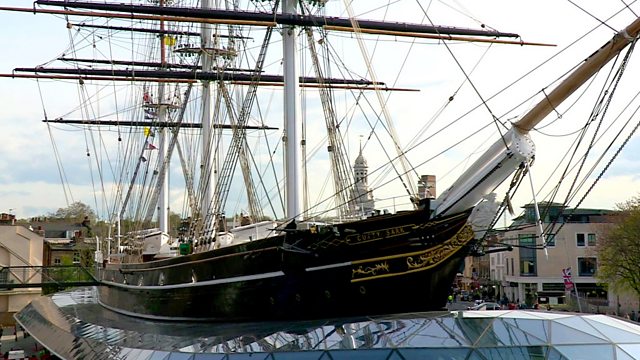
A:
406,225,473,270
407,244,453,269
414,212,468,231
350,224,475,282
352,262,390,278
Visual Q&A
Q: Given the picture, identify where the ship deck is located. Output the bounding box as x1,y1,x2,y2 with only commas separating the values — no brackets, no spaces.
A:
15,287,640,359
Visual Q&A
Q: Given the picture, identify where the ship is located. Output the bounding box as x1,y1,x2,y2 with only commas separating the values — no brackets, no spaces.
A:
3,1,640,321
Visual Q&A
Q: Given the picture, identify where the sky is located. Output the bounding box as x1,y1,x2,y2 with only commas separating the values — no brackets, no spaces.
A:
1,0,640,222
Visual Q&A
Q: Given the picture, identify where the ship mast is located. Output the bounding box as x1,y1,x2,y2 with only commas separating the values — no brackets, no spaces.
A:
157,0,170,234
200,0,215,237
11,1,549,225
283,0,302,221
434,16,640,217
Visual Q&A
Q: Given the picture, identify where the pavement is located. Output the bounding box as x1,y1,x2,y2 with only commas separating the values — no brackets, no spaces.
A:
0,326,53,359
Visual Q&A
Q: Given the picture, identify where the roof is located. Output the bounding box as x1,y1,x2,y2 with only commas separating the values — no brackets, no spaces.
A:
354,149,367,167
521,201,566,208
507,205,617,228
30,221,87,239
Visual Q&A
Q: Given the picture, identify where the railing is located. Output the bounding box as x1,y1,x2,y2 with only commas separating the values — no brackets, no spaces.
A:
0,265,99,289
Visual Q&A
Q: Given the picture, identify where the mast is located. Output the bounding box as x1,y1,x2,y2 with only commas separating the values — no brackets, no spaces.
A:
283,0,302,221
201,0,215,237
434,17,640,217
157,0,169,234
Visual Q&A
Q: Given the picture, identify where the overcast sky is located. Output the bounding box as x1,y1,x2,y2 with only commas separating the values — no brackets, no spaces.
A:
1,0,640,221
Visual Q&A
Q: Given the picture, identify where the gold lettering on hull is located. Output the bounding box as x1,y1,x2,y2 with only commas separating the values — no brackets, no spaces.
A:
309,212,470,250
350,225,474,282
345,225,413,245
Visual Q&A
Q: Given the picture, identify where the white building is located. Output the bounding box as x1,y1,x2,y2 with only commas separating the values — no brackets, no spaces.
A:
489,203,638,314
0,213,43,326
348,147,375,216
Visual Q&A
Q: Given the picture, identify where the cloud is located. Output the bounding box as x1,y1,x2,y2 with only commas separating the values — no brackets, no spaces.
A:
2,0,640,225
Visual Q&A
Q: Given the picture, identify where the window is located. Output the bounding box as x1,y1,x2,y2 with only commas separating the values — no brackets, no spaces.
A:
519,234,537,276
54,258,61,265
548,207,561,222
577,233,596,246
506,257,509,275
542,283,566,292
587,233,596,246
511,258,514,276
576,233,585,247
545,233,556,247
73,252,80,264
0,269,7,285
578,257,597,276
525,207,536,223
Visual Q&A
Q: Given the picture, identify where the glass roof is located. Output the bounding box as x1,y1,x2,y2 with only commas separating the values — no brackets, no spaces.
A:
15,288,640,359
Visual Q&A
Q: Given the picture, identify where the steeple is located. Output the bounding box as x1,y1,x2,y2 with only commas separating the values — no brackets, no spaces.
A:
353,144,368,184
348,143,375,217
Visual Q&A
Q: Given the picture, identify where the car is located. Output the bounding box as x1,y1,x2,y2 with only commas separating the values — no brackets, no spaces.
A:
467,302,502,311
7,350,25,360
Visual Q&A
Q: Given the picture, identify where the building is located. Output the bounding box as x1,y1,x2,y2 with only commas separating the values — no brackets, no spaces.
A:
488,202,638,313
348,147,375,216
31,220,96,268
418,175,436,199
0,213,43,326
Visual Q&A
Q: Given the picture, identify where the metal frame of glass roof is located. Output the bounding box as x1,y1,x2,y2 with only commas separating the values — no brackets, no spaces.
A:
15,287,640,359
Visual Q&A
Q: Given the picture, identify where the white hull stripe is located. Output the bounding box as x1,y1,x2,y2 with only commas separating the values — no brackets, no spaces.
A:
102,271,285,290
97,297,223,322
305,261,352,272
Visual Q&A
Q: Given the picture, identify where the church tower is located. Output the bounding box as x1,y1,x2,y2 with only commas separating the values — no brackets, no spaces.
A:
348,145,375,216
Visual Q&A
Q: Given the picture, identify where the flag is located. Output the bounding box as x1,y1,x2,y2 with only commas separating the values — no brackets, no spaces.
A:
562,267,574,291
163,36,177,47
144,109,157,119
145,141,157,150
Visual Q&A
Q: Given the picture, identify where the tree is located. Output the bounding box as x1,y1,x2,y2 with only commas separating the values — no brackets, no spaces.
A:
597,196,640,297
169,211,182,238
49,201,96,223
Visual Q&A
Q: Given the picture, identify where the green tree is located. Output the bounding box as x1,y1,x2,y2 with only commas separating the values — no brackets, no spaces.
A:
169,211,182,237
597,196,640,296
49,201,96,223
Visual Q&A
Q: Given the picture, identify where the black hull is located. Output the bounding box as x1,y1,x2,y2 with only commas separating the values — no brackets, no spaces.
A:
97,208,475,321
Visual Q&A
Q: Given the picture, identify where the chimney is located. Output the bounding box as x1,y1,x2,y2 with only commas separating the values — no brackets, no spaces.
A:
418,175,436,199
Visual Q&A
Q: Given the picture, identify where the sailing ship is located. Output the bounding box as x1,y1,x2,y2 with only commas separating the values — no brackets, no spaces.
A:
3,1,640,321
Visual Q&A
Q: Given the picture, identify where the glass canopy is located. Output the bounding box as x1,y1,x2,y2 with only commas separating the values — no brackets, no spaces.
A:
15,287,640,359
